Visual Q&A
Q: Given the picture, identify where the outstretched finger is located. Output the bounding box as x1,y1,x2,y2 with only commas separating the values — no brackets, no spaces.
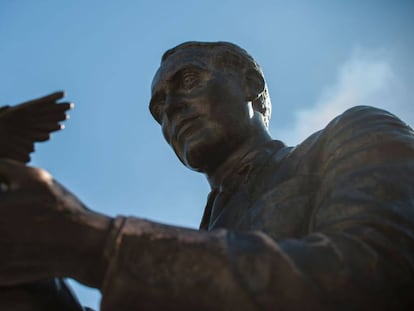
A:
25,101,74,113
19,91,65,107
32,123,63,133
28,102,74,116
0,149,31,163
15,129,52,142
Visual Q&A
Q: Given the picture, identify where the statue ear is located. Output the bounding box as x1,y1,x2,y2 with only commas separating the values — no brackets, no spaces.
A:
243,69,265,101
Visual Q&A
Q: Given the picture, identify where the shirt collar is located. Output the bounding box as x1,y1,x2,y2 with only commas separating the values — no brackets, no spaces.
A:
199,140,286,230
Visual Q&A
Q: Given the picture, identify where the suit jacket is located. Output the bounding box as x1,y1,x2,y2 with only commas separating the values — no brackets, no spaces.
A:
5,106,411,310
100,106,414,310
0,278,88,311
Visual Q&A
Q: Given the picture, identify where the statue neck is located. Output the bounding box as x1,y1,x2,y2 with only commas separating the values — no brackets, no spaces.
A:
206,130,273,190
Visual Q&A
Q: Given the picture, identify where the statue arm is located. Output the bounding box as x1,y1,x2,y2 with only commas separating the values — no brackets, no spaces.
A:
99,217,326,310
0,160,112,290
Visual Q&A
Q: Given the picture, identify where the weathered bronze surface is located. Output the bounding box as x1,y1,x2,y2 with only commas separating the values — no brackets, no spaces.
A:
1,42,414,310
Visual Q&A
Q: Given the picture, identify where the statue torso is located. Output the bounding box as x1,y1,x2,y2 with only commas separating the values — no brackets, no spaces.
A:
205,133,324,240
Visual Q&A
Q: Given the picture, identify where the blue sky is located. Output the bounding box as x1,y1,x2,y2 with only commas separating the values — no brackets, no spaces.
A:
1,0,413,309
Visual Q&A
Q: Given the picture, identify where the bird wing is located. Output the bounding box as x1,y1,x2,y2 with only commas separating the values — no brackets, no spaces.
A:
0,91,72,163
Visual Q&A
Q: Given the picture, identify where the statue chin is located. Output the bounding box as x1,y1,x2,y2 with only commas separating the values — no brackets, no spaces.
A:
181,149,208,173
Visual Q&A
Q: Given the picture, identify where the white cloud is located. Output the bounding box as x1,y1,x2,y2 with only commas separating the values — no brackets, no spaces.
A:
277,47,412,145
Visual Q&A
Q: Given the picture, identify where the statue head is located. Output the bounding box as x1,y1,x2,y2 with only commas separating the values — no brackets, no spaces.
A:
149,41,272,174
151,42,271,127
159,42,271,127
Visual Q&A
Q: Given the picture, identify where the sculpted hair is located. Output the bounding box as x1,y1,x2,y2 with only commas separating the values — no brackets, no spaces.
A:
162,41,272,128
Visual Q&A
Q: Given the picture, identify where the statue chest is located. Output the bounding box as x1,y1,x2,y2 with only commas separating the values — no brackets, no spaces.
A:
208,173,319,240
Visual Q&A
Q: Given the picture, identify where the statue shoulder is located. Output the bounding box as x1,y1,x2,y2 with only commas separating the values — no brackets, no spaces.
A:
323,105,412,141
284,105,414,180
310,105,413,159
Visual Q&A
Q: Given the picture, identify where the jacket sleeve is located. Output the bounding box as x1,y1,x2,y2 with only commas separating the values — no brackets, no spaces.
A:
100,106,414,310
100,217,321,311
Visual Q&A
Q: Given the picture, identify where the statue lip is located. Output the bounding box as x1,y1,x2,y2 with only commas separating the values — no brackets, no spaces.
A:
175,115,202,141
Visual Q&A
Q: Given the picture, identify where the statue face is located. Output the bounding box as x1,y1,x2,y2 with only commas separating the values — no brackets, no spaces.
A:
150,48,258,173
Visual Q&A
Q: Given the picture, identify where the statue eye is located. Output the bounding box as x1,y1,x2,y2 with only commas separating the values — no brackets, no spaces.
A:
181,71,200,90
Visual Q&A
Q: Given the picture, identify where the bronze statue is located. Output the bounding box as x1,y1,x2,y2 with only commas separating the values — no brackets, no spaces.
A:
0,42,413,310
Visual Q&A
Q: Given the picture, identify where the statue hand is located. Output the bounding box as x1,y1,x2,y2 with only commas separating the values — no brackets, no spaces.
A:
0,91,72,163
0,157,86,218
0,159,111,288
